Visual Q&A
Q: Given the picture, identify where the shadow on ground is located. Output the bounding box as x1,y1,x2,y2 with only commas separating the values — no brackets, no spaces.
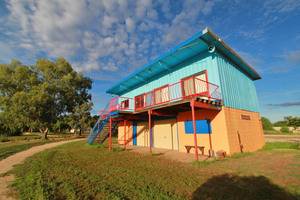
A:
192,174,298,200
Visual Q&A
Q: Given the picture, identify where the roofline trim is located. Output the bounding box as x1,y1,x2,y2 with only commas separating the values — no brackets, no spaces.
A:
205,28,262,79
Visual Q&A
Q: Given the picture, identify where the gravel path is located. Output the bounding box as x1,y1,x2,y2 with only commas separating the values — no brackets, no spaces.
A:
0,139,85,200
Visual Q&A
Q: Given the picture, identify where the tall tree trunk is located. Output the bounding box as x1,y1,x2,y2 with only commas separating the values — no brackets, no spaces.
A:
79,128,82,136
40,128,49,139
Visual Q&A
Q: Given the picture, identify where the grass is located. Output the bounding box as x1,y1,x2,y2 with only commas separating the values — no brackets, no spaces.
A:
0,134,42,142
261,142,299,151
8,141,300,200
0,137,78,161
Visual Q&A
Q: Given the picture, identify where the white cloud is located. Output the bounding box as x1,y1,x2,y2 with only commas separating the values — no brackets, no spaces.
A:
125,17,135,33
282,50,300,65
235,50,264,73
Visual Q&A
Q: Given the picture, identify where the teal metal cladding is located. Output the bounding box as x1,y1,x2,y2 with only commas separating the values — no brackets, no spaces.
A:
120,51,220,98
216,53,260,113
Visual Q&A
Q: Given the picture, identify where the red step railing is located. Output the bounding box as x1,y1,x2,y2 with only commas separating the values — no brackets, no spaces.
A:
99,97,134,118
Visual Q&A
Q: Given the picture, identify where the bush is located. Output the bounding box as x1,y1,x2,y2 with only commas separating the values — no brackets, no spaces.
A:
0,138,10,142
261,117,273,130
280,126,291,133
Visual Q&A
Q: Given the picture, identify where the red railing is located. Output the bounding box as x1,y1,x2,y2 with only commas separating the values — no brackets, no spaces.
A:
134,77,221,110
99,96,134,118
100,77,221,114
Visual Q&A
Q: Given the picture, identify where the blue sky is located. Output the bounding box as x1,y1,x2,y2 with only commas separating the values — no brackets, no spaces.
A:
0,0,299,122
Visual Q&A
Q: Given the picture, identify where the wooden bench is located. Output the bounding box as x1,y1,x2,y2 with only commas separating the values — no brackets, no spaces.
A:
184,145,205,155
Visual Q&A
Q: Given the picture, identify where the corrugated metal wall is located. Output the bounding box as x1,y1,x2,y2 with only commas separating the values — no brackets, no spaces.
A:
120,51,220,97
216,53,260,113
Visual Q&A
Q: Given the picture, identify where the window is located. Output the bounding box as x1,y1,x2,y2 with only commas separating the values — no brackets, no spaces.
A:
241,115,251,120
135,94,145,109
121,99,129,109
154,85,169,105
182,71,208,97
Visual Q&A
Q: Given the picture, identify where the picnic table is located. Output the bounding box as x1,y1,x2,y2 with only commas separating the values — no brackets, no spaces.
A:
184,145,205,155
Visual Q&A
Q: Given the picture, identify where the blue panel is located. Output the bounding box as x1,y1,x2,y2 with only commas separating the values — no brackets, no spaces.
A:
185,119,212,134
216,53,260,112
133,121,137,146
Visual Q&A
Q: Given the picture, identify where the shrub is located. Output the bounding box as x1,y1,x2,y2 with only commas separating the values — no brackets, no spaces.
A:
0,138,10,142
280,126,291,133
261,117,274,130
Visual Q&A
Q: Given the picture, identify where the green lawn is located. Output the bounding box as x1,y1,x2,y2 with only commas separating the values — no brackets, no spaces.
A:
0,138,79,161
8,141,300,200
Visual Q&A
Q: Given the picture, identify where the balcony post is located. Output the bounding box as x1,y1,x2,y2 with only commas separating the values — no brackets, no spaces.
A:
190,100,199,161
109,116,112,151
205,69,210,100
148,109,152,155
124,119,127,149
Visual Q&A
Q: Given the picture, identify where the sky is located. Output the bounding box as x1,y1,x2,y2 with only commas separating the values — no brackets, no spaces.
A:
0,0,299,123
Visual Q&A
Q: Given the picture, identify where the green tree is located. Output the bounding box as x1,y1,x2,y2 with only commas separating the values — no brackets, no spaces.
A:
68,101,93,136
261,117,273,130
90,114,100,128
0,58,92,139
273,120,287,127
52,115,71,133
284,116,300,130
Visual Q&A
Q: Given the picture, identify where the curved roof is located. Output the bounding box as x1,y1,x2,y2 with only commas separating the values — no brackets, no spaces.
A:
106,27,261,95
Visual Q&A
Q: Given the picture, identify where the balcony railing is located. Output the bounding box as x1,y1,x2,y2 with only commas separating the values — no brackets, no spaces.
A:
134,77,221,110
100,77,221,116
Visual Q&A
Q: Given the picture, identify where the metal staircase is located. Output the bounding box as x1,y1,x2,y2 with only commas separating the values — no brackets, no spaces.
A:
96,120,119,144
87,102,119,145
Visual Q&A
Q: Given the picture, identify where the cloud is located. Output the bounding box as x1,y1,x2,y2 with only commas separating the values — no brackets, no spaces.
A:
234,50,264,73
282,50,300,65
267,101,300,107
264,0,300,15
0,0,220,75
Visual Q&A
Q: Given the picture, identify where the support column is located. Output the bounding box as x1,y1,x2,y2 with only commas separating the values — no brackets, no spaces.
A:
190,100,199,161
124,119,127,149
209,134,212,150
109,116,112,151
98,118,101,143
148,109,152,155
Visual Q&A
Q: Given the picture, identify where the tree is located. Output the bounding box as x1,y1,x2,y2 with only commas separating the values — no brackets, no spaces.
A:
90,114,100,128
52,115,71,133
261,117,273,130
0,112,22,136
273,120,287,127
0,58,92,139
284,116,300,130
68,101,93,136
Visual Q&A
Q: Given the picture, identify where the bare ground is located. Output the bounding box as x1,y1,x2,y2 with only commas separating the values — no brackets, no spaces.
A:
0,139,85,200
264,134,300,143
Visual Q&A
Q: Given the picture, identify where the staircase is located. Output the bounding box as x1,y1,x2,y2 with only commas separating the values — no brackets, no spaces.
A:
87,102,119,145
96,120,119,144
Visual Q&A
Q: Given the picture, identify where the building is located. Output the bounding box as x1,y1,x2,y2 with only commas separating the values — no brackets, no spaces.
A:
87,27,265,160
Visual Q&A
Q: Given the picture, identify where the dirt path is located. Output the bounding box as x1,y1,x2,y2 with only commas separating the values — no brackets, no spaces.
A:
264,134,300,143
0,139,85,200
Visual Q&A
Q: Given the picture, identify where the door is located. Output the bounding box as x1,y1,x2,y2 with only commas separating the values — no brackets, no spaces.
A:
153,119,178,150
136,121,149,147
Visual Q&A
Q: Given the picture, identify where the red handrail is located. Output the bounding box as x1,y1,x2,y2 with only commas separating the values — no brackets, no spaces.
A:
103,78,221,113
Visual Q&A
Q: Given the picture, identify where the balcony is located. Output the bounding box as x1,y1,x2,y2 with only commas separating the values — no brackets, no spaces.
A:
101,77,222,116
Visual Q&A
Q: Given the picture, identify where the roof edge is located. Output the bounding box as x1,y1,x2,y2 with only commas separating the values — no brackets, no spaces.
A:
205,28,262,80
